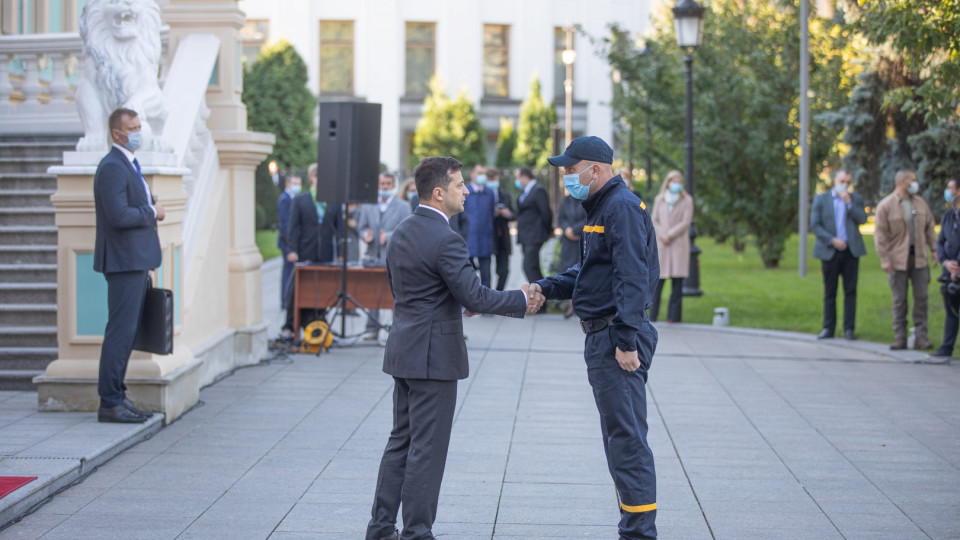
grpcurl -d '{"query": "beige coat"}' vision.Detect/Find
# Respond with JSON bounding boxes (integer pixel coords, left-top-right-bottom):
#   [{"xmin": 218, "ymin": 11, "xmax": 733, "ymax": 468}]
[
  {"xmin": 652, "ymin": 194, "xmax": 693, "ymax": 278},
  {"xmin": 874, "ymin": 191, "xmax": 937, "ymax": 271}
]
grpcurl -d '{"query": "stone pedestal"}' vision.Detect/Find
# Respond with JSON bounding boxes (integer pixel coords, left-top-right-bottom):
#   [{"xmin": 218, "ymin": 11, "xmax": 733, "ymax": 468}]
[{"xmin": 35, "ymin": 162, "xmax": 200, "ymax": 424}]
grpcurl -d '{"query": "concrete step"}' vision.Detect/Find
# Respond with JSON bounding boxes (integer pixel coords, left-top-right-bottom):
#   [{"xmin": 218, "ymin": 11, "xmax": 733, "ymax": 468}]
[
  {"xmin": 0, "ymin": 245, "xmax": 57, "ymax": 265},
  {"xmin": 0, "ymin": 283, "xmax": 57, "ymax": 303},
  {"xmin": 0, "ymin": 264, "xmax": 57, "ymax": 283},
  {"xmin": 0, "ymin": 173, "xmax": 57, "ymax": 191},
  {"xmin": 0, "ymin": 326, "xmax": 58, "ymax": 348},
  {"xmin": 0, "ymin": 157, "xmax": 58, "ymax": 174},
  {"xmin": 0, "ymin": 369, "xmax": 44, "ymax": 391},
  {"xmin": 0, "ymin": 226, "xmax": 57, "ymax": 246},
  {"xmin": 0, "ymin": 190, "xmax": 54, "ymax": 208},
  {"xmin": 0, "ymin": 138, "xmax": 77, "ymax": 159},
  {"xmin": 0, "ymin": 208, "xmax": 55, "ymax": 227},
  {"xmin": 0, "ymin": 304, "xmax": 57, "ymax": 326},
  {"xmin": 0, "ymin": 347, "xmax": 57, "ymax": 370}
]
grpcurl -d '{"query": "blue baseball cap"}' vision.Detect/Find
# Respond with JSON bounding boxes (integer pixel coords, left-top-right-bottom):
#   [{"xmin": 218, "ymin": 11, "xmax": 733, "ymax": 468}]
[{"xmin": 547, "ymin": 136, "xmax": 614, "ymax": 167}]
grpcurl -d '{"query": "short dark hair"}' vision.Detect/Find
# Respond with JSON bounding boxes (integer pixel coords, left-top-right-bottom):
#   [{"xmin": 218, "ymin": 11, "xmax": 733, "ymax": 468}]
[
  {"xmin": 415, "ymin": 157, "xmax": 463, "ymax": 200},
  {"xmin": 485, "ymin": 167, "xmax": 500, "ymax": 180},
  {"xmin": 108, "ymin": 108, "xmax": 138, "ymax": 132},
  {"xmin": 379, "ymin": 171, "xmax": 396, "ymax": 183},
  {"xmin": 517, "ymin": 166, "xmax": 535, "ymax": 180}
]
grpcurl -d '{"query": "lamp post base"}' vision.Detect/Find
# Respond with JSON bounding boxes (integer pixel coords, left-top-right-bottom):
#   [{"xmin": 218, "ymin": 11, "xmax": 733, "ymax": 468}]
[{"xmin": 682, "ymin": 241, "xmax": 703, "ymax": 297}]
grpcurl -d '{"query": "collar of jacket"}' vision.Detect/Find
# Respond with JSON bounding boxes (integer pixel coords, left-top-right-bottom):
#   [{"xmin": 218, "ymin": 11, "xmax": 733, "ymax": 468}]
[{"xmin": 582, "ymin": 175, "xmax": 624, "ymax": 214}]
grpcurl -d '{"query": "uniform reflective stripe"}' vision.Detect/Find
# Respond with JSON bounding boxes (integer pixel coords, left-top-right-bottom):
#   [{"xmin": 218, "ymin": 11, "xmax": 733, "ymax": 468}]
[
  {"xmin": 583, "ymin": 225, "xmax": 605, "ymax": 233},
  {"xmin": 620, "ymin": 502, "xmax": 657, "ymax": 513},
  {"xmin": 640, "ymin": 201, "xmax": 646, "ymax": 210}
]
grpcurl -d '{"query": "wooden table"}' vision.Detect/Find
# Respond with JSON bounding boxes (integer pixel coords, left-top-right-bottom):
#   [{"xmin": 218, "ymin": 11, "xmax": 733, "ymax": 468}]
[{"xmin": 292, "ymin": 264, "xmax": 393, "ymax": 334}]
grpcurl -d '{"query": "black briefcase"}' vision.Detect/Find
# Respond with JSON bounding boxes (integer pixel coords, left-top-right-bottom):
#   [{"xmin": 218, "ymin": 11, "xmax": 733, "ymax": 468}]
[{"xmin": 133, "ymin": 276, "xmax": 174, "ymax": 355}]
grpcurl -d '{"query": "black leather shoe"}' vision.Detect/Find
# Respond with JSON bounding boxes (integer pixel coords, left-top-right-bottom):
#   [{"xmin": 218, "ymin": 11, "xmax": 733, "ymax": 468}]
[
  {"xmin": 98, "ymin": 404, "xmax": 149, "ymax": 423},
  {"xmin": 123, "ymin": 398, "xmax": 151, "ymax": 419},
  {"xmin": 844, "ymin": 329, "xmax": 856, "ymax": 340},
  {"xmin": 373, "ymin": 529, "xmax": 399, "ymax": 540},
  {"xmin": 816, "ymin": 329, "xmax": 834, "ymax": 340}
]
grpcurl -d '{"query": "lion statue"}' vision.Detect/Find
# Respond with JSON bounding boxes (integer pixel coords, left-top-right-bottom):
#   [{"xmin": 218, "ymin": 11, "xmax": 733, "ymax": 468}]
[{"xmin": 75, "ymin": 0, "xmax": 168, "ymax": 153}]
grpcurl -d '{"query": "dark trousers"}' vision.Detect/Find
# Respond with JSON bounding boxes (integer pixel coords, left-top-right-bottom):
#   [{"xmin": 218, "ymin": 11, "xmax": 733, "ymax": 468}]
[
  {"xmin": 584, "ymin": 323, "xmax": 658, "ymax": 540},
  {"xmin": 472, "ymin": 256, "xmax": 491, "ymax": 288},
  {"xmin": 522, "ymin": 242, "xmax": 543, "ymax": 282},
  {"xmin": 650, "ymin": 278, "xmax": 683, "ymax": 322},
  {"xmin": 99, "ymin": 270, "xmax": 149, "ymax": 408},
  {"xmin": 281, "ymin": 255, "xmax": 294, "ymax": 308},
  {"xmin": 821, "ymin": 249, "xmax": 859, "ymax": 333},
  {"xmin": 938, "ymin": 285, "xmax": 960, "ymax": 354},
  {"xmin": 368, "ymin": 377, "xmax": 458, "ymax": 540},
  {"xmin": 494, "ymin": 250, "xmax": 510, "ymax": 291}
]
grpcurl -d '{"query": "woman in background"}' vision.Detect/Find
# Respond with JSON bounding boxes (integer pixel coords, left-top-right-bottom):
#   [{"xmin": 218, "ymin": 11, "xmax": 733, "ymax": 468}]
[{"xmin": 650, "ymin": 170, "xmax": 693, "ymax": 323}]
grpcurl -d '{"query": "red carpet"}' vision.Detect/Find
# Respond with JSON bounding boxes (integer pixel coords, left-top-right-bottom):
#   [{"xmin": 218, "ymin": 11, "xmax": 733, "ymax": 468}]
[{"xmin": 0, "ymin": 477, "xmax": 37, "ymax": 499}]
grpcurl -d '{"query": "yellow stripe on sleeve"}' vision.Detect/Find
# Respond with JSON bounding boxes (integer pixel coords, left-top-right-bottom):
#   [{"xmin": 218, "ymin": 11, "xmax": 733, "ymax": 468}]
[
  {"xmin": 640, "ymin": 201, "xmax": 646, "ymax": 210},
  {"xmin": 620, "ymin": 502, "xmax": 657, "ymax": 513},
  {"xmin": 582, "ymin": 225, "xmax": 605, "ymax": 233}
]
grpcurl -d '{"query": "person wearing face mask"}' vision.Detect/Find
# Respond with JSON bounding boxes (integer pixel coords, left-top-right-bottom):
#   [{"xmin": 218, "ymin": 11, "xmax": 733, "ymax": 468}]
[
  {"xmin": 650, "ymin": 170, "xmax": 694, "ymax": 323},
  {"xmin": 810, "ymin": 169, "xmax": 866, "ymax": 340},
  {"xmin": 358, "ymin": 172, "xmax": 411, "ymax": 340},
  {"xmin": 931, "ymin": 177, "xmax": 960, "ymax": 362},
  {"xmin": 278, "ymin": 173, "xmax": 301, "ymax": 309},
  {"xmin": 92, "ymin": 108, "xmax": 166, "ymax": 423},
  {"xmin": 528, "ymin": 136, "xmax": 660, "ymax": 540},
  {"xmin": 874, "ymin": 169, "xmax": 938, "ymax": 350},
  {"xmin": 515, "ymin": 166, "xmax": 553, "ymax": 308},
  {"xmin": 401, "ymin": 178, "xmax": 419, "ymax": 213},
  {"xmin": 489, "ymin": 167, "xmax": 515, "ymax": 291},
  {"xmin": 463, "ymin": 163, "xmax": 496, "ymax": 287}
]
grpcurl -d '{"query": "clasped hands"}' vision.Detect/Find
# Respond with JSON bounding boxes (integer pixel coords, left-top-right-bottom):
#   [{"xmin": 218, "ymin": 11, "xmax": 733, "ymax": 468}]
[{"xmin": 521, "ymin": 283, "xmax": 546, "ymax": 314}]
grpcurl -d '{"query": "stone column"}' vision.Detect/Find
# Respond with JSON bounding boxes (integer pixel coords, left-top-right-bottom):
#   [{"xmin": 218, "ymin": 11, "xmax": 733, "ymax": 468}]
[{"xmin": 36, "ymin": 161, "xmax": 202, "ymax": 424}]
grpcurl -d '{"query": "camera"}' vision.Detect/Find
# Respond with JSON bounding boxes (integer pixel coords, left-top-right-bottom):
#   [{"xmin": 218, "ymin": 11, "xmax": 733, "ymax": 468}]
[{"xmin": 937, "ymin": 273, "xmax": 960, "ymax": 296}]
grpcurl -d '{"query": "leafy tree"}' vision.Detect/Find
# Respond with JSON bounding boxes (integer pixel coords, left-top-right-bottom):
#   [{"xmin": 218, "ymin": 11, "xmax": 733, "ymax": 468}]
[
  {"xmin": 242, "ymin": 40, "xmax": 317, "ymax": 229},
  {"xmin": 606, "ymin": 0, "xmax": 862, "ymax": 267},
  {"xmin": 495, "ymin": 117, "xmax": 517, "ymax": 168},
  {"xmin": 514, "ymin": 75, "xmax": 557, "ymax": 168},
  {"xmin": 843, "ymin": 0, "xmax": 960, "ymax": 125},
  {"xmin": 412, "ymin": 76, "xmax": 486, "ymax": 166}
]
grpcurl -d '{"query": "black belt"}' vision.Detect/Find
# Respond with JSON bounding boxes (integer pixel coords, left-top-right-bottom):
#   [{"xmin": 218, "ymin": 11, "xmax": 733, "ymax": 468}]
[{"xmin": 580, "ymin": 315, "xmax": 614, "ymax": 334}]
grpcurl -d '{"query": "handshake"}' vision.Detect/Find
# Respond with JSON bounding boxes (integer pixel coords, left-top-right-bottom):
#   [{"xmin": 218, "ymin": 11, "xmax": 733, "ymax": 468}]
[{"xmin": 520, "ymin": 282, "xmax": 546, "ymax": 315}]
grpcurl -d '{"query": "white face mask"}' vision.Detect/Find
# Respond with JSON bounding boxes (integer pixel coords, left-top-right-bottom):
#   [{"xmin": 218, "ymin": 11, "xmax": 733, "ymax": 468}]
[
  {"xmin": 908, "ymin": 181, "xmax": 920, "ymax": 195},
  {"xmin": 288, "ymin": 183, "xmax": 302, "ymax": 195},
  {"xmin": 834, "ymin": 184, "xmax": 848, "ymax": 195}
]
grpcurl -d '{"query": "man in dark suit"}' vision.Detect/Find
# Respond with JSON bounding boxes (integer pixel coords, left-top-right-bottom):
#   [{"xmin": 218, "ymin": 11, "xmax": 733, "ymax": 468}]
[
  {"xmin": 810, "ymin": 168, "xmax": 867, "ymax": 340},
  {"xmin": 489, "ymin": 167, "xmax": 514, "ymax": 291},
  {"xmin": 93, "ymin": 108, "xmax": 164, "ymax": 423},
  {"xmin": 366, "ymin": 156, "xmax": 540, "ymax": 540},
  {"xmin": 516, "ymin": 166, "xmax": 553, "ymax": 296},
  {"xmin": 281, "ymin": 163, "xmax": 343, "ymax": 338},
  {"xmin": 277, "ymin": 173, "xmax": 301, "ymax": 307}
]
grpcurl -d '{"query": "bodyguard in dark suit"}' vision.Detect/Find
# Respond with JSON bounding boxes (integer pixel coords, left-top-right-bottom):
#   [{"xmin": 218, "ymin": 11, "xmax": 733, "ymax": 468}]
[
  {"xmin": 810, "ymin": 169, "xmax": 867, "ymax": 340},
  {"xmin": 366, "ymin": 156, "xmax": 537, "ymax": 540},
  {"xmin": 93, "ymin": 108, "xmax": 163, "ymax": 423},
  {"xmin": 490, "ymin": 167, "xmax": 514, "ymax": 291},
  {"xmin": 277, "ymin": 173, "xmax": 300, "ymax": 307},
  {"xmin": 516, "ymin": 166, "xmax": 553, "ymax": 285}
]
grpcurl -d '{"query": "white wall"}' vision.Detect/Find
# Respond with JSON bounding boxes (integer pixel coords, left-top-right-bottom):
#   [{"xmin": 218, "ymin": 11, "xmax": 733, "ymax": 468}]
[{"xmin": 237, "ymin": 0, "xmax": 651, "ymax": 170}]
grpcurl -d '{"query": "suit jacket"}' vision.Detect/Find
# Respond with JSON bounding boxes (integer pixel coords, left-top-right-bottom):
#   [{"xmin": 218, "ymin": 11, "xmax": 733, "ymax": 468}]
[
  {"xmin": 287, "ymin": 192, "xmax": 342, "ymax": 263},
  {"xmin": 810, "ymin": 191, "xmax": 867, "ymax": 261},
  {"xmin": 383, "ymin": 206, "xmax": 527, "ymax": 380},
  {"xmin": 93, "ymin": 146, "xmax": 162, "ymax": 274},
  {"xmin": 357, "ymin": 197, "xmax": 411, "ymax": 263},
  {"xmin": 493, "ymin": 187, "xmax": 514, "ymax": 255},
  {"xmin": 277, "ymin": 190, "xmax": 293, "ymax": 253},
  {"xmin": 517, "ymin": 183, "xmax": 553, "ymax": 246}
]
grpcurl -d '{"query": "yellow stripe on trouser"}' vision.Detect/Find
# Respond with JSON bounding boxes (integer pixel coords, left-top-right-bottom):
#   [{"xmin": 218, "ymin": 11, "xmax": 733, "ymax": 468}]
[
  {"xmin": 583, "ymin": 225, "xmax": 605, "ymax": 233},
  {"xmin": 620, "ymin": 502, "xmax": 657, "ymax": 513}
]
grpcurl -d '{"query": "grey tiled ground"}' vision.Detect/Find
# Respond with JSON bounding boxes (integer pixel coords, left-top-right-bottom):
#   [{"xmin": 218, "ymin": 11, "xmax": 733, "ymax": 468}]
[{"xmin": 2, "ymin": 317, "xmax": 959, "ymax": 539}]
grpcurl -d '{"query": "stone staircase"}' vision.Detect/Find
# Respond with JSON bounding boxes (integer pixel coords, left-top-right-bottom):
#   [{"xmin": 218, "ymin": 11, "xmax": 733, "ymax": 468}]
[{"xmin": 0, "ymin": 135, "xmax": 76, "ymax": 390}]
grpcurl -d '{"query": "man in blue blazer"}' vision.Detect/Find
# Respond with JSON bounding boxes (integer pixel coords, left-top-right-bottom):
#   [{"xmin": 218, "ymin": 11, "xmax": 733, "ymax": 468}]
[
  {"xmin": 366, "ymin": 157, "xmax": 541, "ymax": 540},
  {"xmin": 93, "ymin": 108, "xmax": 164, "ymax": 423},
  {"xmin": 810, "ymin": 169, "xmax": 867, "ymax": 340}
]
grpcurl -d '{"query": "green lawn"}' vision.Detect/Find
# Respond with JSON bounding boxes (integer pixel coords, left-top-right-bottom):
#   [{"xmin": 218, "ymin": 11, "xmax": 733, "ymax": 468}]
[
  {"xmin": 256, "ymin": 229, "xmax": 281, "ymax": 261},
  {"xmin": 683, "ymin": 234, "xmax": 947, "ymax": 349}
]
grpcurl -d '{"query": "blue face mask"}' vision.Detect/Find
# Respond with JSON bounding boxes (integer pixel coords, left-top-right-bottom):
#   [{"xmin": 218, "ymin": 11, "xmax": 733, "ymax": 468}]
[
  {"xmin": 563, "ymin": 166, "xmax": 595, "ymax": 200},
  {"xmin": 668, "ymin": 182, "xmax": 683, "ymax": 194},
  {"xmin": 514, "ymin": 180, "xmax": 523, "ymax": 190},
  {"xmin": 488, "ymin": 180, "xmax": 500, "ymax": 190},
  {"xmin": 122, "ymin": 131, "xmax": 143, "ymax": 152},
  {"xmin": 946, "ymin": 189, "xmax": 955, "ymax": 204},
  {"xmin": 288, "ymin": 183, "xmax": 302, "ymax": 195},
  {"xmin": 475, "ymin": 174, "xmax": 487, "ymax": 185},
  {"xmin": 407, "ymin": 191, "xmax": 417, "ymax": 202},
  {"xmin": 378, "ymin": 189, "xmax": 393, "ymax": 199}
]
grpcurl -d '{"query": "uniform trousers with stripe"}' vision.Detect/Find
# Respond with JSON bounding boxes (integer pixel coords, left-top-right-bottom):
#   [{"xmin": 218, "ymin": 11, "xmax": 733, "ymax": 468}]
[{"xmin": 584, "ymin": 321, "xmax": 659, "ymax": 540}]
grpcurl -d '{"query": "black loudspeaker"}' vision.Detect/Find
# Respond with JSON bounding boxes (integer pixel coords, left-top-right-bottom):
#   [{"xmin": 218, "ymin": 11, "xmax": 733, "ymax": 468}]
[{"xmin": 316, "ymin": 101, "xmax": 382, "ymax": 204}]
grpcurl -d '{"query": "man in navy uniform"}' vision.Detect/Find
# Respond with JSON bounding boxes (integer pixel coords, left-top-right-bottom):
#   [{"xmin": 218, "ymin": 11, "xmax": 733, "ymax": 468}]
[
  {"xmin": 92, "ymin": 108, "xmax": 164, "ymax": 423},
  {"xmin": 530, "ymin": 136, "xmax": 660, "ymax": 540},
  {"xmin": 366, "ymin": 156, "xmax": 539, "ymax": 540}
]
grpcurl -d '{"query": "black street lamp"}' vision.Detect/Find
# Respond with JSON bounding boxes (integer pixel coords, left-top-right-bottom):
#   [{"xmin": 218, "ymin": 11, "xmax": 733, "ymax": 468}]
[{"xmin": 673, "ymin": 0, "xmax": 704, "ymax": 297}]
